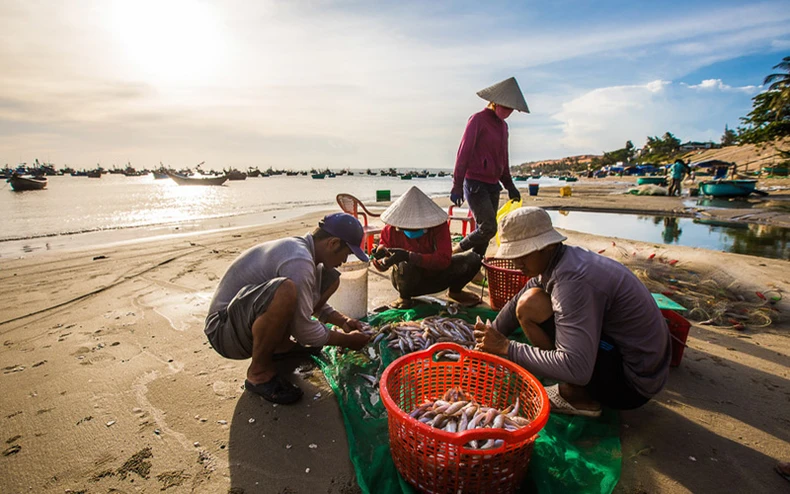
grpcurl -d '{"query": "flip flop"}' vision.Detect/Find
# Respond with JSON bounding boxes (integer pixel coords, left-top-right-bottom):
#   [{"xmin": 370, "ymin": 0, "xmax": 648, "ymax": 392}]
[
  {"xmin": 244, "ymin": 375, "xmax": 303, "ymax": 405},
  {"xmin": 272, "ymin": 345, "xmax": 323, "ymax": 361},
  {"xmin": 447, "ymin": 291, "xmax": 482, "ymax": 307},
  {"xmin": 776, "ymin": 463, "xmax": 790, "ymax": 482},
  {"xmin": 545, "ymin": 384, "xmax": 602, "ymax": 418}
]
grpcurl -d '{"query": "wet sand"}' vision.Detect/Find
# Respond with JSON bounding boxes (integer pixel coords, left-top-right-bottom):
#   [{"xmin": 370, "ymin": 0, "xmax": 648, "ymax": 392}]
[{"xmin": 1, "ymin": 178, "xmax": 789, "ymax": 493}]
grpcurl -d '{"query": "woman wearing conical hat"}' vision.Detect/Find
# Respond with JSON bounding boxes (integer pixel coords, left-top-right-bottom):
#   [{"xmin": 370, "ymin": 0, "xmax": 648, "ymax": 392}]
[
  {"xmin": 372, "ymin": 187, "xmax": 482, "ymax": 309},
  {"xmin": 451, "ymin": 77, "xmax": 529, "ymax": 256}
]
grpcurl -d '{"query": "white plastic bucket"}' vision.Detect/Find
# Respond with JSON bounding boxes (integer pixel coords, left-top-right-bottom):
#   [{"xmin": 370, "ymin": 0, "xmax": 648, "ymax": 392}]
[{"xmin": 328, "ymin": 261, "xmax": 369, "ymax": 320}]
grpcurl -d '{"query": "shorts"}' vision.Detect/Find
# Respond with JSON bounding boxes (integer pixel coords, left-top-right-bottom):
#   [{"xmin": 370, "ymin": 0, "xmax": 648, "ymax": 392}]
[
  {"xmin": 540, "ymin": 317, "xmax": 650, "ymax": 410},
  {"xmin": 204, "ymin": 267, "xmax": 340, "ymax": 360}
]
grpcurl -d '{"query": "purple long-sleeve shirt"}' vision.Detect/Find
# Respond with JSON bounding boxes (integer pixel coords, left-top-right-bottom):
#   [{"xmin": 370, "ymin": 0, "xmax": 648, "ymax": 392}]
[
  {"xmin": 492, "ymin": 244, "xmax": 671, "ymax": 398},
  {"xmin": 452, "ymin": 108, "xmax": 516, "ymax": 195}
]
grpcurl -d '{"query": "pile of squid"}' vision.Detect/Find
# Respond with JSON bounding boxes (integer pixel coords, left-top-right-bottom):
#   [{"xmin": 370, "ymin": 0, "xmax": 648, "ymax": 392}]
[
  {"xmin": 408, "ymin": 386, "xmax": 531, "ymax": 450},
  {"xmin": 363, "ymin": 316, "xmax": 479, "ymax": 356}
]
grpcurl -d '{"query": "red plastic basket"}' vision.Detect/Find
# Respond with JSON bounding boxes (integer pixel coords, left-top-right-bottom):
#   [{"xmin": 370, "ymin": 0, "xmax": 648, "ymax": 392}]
[
  {"xmin": 380, "ymin": 343, "xmax": 550, "ymax": 494},
  {"xmin": 482, "ymin": 258, "xmax": 531, "ymax": 310}
]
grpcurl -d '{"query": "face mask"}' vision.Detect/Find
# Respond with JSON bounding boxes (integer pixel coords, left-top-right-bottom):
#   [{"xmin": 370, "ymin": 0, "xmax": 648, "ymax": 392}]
[
  {"xmin": 494, "ymin": 105, "xmax": 514, "ymax": 120},
  {"xmin": 403, "ymin": 228, "xmax": 427, "ymax": 239}
]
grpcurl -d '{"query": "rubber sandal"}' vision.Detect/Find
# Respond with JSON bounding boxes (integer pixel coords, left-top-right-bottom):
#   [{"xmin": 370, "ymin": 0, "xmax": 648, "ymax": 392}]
[
  {"xmin": 272, "ymin": 345, "xmax": 323, "ymax": 361},
  {"xmin": 776, "ymin": 462, "xmax": 790, "ymax": 482},
  {"xmin": 244, "ymin": 375, "xmax": 303, "ymax": 404},
  {"xmin": 447, "ymin": 291, "xmax": 482, "ymax": 307},
  {"xmin": 545, "ymin": 384, "xmax": 602, "ymax": 418}
]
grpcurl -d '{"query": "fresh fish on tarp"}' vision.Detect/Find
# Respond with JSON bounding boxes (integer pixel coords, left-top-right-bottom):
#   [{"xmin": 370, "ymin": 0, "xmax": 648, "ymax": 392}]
[{"xmin": 363, "ymin": 316, "xmax": 477, "ymax": 357}]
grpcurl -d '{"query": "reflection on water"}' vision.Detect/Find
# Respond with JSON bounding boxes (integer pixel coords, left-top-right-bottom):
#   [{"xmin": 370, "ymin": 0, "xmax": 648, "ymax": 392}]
[{"xmin": 547, "ymin": 210, "xmax": 789, "ymax": 260}]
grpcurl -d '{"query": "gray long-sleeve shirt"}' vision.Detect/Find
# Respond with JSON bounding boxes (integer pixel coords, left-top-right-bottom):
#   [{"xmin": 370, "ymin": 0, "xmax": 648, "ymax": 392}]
[
  {"xmin": 207, "ymin": 234, "xmax": 336, "ymax": 346},
  {"xmin": 493, "ymin": 245, "xmax": 671, "ymax": 398}
]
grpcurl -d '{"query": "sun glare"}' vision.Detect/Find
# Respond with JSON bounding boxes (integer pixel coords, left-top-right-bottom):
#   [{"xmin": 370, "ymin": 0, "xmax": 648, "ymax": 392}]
[{"xmin": 108, "ymin": 0, "xmax": 227, "ymax": 87}]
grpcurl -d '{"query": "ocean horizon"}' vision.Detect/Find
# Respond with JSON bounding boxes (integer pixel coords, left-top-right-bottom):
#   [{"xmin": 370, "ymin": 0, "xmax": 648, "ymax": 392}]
[{"xmin": 1, "ymin": 173, "xmax": 568, "ymax": 259}]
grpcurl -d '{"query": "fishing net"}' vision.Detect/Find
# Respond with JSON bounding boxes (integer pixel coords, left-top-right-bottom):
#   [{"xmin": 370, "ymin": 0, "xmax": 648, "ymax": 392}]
[
  {"xmin": 628, "ymin": 257, "xmax": 782, "ymax": 330},
  {"xmin": 315, "ymin": 305, "xmax": 621, "ymax": 494}
]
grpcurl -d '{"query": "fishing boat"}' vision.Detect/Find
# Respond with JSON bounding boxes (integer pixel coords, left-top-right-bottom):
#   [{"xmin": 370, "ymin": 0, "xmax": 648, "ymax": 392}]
[
  {"xmin": 636, "ymin": 176, "xmax": 667, "ymax": 186},
  {"xmin": 152, "ymin": 169, "xmax": 168, "ymax": 179},
  {"xmin": 400, "ymin": 174, "xmax": 413, "ymax": 180},
  {"xmin": 514, "ymin": 176, "xmax": 528, "ymax": 181},
  {"xmin": 8, "ymin": 173, "xmax": 47, "ymax": 191},
  {"xmin": 226, "ymin": 170, "xmax": 247, "ymax": 181},
  {"xmin": 167, "ymin": 171, "xmax": 228, "ymax": 186},
  {"xmin": 311, "ymin": 173, "xmax": 325, "ymax": 179},
  {"xmin": 698, "ymin": 179, "xmax": 758, "ymax": 198},
  {"xmin": 564, "ymin": 176, "xmax": 578, "ymax": 182}
]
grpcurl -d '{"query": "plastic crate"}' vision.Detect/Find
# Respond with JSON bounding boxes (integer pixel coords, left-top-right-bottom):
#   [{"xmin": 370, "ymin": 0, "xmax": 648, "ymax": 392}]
[
  {"xmin": 482, "ymin": 258, "xmax": 531, "ymax": 310},
  {"xmin": 380, "ymin": 343, "xmax": 550, "ymax": 494},
  {"xmin": 662, "ymin": 309, "xmax": 690, "ymax": 367}
]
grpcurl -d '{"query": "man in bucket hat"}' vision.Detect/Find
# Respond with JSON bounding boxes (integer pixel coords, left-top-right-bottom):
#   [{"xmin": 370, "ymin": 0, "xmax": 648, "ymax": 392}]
[
  {"xmin": 451, "ymin": 77, "xmax": 528, "ymax": 257},
  {"xmin": 204, "ymin": 212, "xmax": 371, "ymax": 404},
  {"xmin": 372, "ymin": 186, "xmax": 482, "ymax": 309},
  {"xmin": 473, "ymin": 207, "xmax": 671, "ymax": 416}
]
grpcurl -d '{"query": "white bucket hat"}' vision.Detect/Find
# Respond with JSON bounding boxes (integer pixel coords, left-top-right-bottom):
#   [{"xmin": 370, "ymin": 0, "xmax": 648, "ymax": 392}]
[
  {"xmin": 495, "ymin": 207, "xmax": 566, "ymax": 259},
  {"xmin": 380, "ymin": 186, "xmax": 448, "ymax": 229},
  {"xmin": 477, "ymin": 77, "xmax": 530, "ymax": 113}
]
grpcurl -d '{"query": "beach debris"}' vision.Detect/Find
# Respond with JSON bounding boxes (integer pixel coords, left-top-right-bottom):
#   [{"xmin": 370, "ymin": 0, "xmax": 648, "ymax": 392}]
[
  {"xmin": 286, "ymin": 444, "xmax": 292, "ymax": 449},
  {"xmin": 309, "ymin": 443, "xmax": 318, "ymax": 449},
  {"xmin": 154, "ymin": 429, "xmax": 161, "ymax": 435},
  {"xmin": 248, "ymin": 418, "xmax": 255, "ymax": 424},
  {"xmin": 217, "ymin": 420, "xmax": 227, "ymax": 425},
  {"xmin": 106, "ymin": 420, "xmax": 116, "ymax": 427},
  {"xmin": 689, "ymin": 456, "xmax": 697, "ymax": 462},
  {"xmin": 313, "ymin": 392, "xmax": 321, "ymax": 400},
  {"xmin": 305, "ymin": 468, "xmax": 310, "ymax": 473},
  {"xmin": 406, "ymin": 386, "xmax": 530, "ymax": 450},
  {"xmin": 193, "ymin": 442, "xmax": 200, "ymax": 447},
  {"xmin": 133, "ymin": 408, "xmax": 143, "ymax": 413}
]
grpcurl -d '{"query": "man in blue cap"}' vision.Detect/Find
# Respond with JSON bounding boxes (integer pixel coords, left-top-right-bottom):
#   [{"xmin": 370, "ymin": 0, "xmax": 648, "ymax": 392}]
[{"xmin": 204, "ymin": 213, "xmax": 371, "ymax": 404}]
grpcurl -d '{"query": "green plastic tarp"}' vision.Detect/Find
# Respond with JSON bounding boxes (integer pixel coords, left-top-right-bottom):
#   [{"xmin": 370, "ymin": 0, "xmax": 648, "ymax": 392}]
[{"xmin": 315, "ymin": 305, "xmax": 621, "ymax": 493}]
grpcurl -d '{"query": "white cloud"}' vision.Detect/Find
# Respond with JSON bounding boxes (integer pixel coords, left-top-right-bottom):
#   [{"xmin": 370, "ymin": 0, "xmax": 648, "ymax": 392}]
[
  {"xmin": 684, "ymin": 79, "xmax": 760, "ymax": 94},
  {"xmin": 552, "ymin": 80, "xmax": 755, "ymax": 154}
]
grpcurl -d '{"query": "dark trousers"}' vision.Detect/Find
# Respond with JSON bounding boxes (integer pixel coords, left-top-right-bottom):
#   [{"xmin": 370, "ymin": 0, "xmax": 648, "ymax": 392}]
[
  {"xmin": 391, "ymin": 251, "xmax": 482, "ymax": 298},
  {"xmin": 459, "ymin": 179, "xmax": 501, "ymax": 256},
  {"xmin": 668, "ymin": 178, "xmax": 682, "ymax": 196},
  {"xmin": 540, "ymin": 317, "xmax": 650, "ymax": 410}
]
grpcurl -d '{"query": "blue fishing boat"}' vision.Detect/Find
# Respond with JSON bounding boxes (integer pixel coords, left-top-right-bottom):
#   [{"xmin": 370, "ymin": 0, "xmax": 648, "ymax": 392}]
[
  {"xmin": 698, "ymin": 179, "xmax": 757, "ymax": 198},
  {"xmin": 311, "ymin": 173, "xmax": 325, "ymax": 179}
]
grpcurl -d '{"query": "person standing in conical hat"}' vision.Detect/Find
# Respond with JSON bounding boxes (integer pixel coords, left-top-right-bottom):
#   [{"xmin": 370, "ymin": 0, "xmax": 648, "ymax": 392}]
[
  {"xmin": 371, "ymin": 186, "xmax": 482, "ymax": 309},
  {"xmin": 450, "ymin": 77, "xmax": 529, "ymax": 256}
]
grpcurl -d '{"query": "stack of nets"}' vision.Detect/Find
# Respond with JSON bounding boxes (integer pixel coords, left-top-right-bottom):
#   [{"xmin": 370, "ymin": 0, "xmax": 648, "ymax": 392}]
[{"xmin": 628, "ymin": 257, "xmax": 781, "ymax": 330}]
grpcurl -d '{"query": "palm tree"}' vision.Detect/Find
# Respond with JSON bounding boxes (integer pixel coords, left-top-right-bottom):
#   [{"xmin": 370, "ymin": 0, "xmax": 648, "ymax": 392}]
[{"xmin": 764, "ymin": 56, "xmax": 790, "ymax": 120}]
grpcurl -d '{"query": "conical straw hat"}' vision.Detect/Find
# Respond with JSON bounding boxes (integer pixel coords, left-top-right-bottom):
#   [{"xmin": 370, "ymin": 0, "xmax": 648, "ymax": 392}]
[
  {"xmin": 381, "ymin": 186, "xmax": 448, "ymax": 229},
  {"xmin": 476, "ymin": 77, "xmax": 530, "ymax": 113}
]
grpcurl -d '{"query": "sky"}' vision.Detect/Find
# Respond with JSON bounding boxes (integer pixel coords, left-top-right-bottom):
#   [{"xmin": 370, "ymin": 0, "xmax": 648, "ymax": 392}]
[{"xmin": 1, "ymin": 0, "xmax": 789, "ymax": 171}]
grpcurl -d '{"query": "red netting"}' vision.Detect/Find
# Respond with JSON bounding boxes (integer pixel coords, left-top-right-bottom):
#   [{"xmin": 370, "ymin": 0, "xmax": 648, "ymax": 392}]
[
  {"xmin": 380, "ymin": 343, "xmax": 550, "ymax": 494},
  {"xmin": 483, "ymin": 258, "xmax": 531, "ymax": 310}
]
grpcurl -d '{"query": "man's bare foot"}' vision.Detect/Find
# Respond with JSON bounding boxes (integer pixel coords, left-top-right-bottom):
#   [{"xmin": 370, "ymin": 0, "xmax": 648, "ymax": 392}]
[
  {"xmin": 391, "ymin": 297, "xmax": 415, "ymax": 309},
  {"xmin": 448, "ymin": 290, "xmax": 481, "ymax": 307},
  {"xmin": 246, "ymin": 367, "xmax": 277, "ymax": 386},
  {"xmin": 558, "ymin": 382, "xmax": 601, "ymax": 412}
]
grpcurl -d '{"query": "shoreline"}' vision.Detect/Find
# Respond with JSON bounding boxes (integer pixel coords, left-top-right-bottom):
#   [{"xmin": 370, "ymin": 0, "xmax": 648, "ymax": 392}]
[{"xmin": 5, "ymin": 177, "xmax": 790, "ymax": 260}]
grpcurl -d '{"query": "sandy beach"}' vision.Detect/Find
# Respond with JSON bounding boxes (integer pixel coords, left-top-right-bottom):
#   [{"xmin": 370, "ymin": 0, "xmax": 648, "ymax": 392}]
[{"xmin": 1, "ymin": 178, "xmax": 789, "ymax": 493}]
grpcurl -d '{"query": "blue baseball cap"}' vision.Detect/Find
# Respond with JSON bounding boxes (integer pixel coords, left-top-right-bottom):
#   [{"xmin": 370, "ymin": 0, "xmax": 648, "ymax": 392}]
[{"xmin": 319, "ymin": 212, "xmax": 369, "ymax": 262}]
